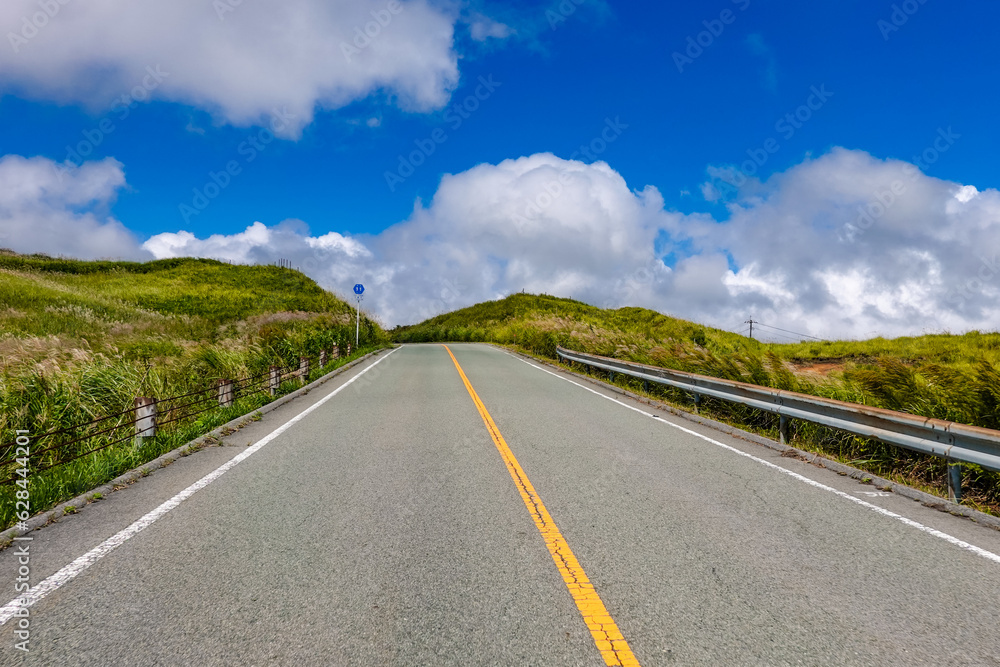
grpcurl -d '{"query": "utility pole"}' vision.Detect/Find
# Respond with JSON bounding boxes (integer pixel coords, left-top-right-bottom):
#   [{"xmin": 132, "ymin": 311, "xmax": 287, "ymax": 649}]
[{"xmin": 745, "ymin": 318, "xmax": 756, "ymax": 340}]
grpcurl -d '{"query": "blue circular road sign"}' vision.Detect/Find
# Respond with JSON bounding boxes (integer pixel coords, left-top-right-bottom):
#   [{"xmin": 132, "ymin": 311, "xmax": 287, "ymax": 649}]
[{"xmin": 354, "ymin": 284, "xmax": 365, "ymax": 295}]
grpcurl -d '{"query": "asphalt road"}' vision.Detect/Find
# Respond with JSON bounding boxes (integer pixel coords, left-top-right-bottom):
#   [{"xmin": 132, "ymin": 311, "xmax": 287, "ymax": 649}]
[{"xmin": 2, "ymin": 343, "xmax": 1000, "ymax": 666}]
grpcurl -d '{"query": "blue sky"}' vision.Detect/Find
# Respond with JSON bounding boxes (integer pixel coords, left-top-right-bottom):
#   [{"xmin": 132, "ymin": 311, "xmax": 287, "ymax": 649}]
[{"xmin": 1, "ymin": 1, "xmax": 998, "ymax": 338}]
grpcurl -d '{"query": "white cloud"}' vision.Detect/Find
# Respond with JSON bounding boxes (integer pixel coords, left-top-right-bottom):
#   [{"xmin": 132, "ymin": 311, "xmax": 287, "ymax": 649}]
[
  {"xmin": 468, "ymin": 14, "xmax": 513, "ymax": 41},
  {"xmin": 8, "ymin": 149, "xmax": 1000, "ymax": 340},
  {"xmin": 0, "ymin": 155, "xmax": 148, "ymax": 260},
  {"xmin": 145, "ymin": 219, "xmax": 370, "ymax": 266},
  {"xmin": 143, "ymin": 154, "xmax": 681, "ymax": 325},
  {"xmin": 141, "ymin": 150, "xmax": 1000, "ymax": 338},
  {"xmin": 0, "ymin": 0, "xmax": 461, "ymax": 136},
  {"xmin": 684, "ymin": 148, "xmax": 1000, "ymax": 339},
  {"xmin": 362, "ymin": 154, "xmax": 677, "ymax": 323},
  {"xmin": 955, "ymin": 184, "xmax": 978, "ymax": 204}
]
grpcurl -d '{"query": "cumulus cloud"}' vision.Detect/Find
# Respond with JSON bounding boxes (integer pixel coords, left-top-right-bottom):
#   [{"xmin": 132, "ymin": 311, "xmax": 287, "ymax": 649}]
[
  {"xmin": 363, "ymin": 155, "xmax": 679, "ymax": 323},
  {"xmin": 143, "ymin": 154, "xmax": 680, "ymax": 325},
  {"xmin": 140, "ymin": 150, "xmax": 1000, "ymax": 339},
  {"xmin": 7, "ymin": 149, "xmax": 1000, "ymax": 340},
  {"xmin": 682, "ymin": 148, "xmax": 1000, "ymax": 339},
  {"xmin": 0, "ymin": 0, "xmax": 461, "ymax": 136},
  {"xmin": 0, "ymin": 155, "xmax": 149, "ymax": 260},
  {"xmin": 146, "ymin": 219, "xmax": 370, "ymax": 267}
]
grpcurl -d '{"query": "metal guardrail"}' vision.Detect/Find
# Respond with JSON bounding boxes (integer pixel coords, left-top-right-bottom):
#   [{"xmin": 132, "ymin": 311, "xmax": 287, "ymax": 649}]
[{"xmin": 557, "ymin": 347, "xmax": 1000, "ymax": 499}]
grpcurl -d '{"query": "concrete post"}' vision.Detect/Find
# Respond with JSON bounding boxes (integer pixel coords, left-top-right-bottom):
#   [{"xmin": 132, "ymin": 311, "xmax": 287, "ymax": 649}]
[
  {"xmin": 269, "ymin": 366, "xmax": 280, "ymax": 396},
  {"xmin": 332, "ymin": 345, "xmax": 340, "ymax": 359},
  {"xmin": 299, "ymin": 357, "xmax": 310, "ymax": 385},
  {"xmin": 346, "ymin": 343, "xmax": 351, "ymax": 356},
  {"xmin": 319, "ymin": 350, "xmax": 327, "ymax": 369},
  {"xmin": 134, "ymin": 397, "xmax": 157, "ymax": 444},
  {"xmin": 217, "ymin": 379, "xmax": 234, "ymax": 407}
]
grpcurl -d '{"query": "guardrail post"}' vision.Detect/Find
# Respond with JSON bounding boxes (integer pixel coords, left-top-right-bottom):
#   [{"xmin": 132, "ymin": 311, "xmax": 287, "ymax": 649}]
[
  {"xmin": 134, "ymin": 397, "xmax": 157, "ymax": 444},
  {"xmin": 643, "ymin": 379, "xmax": 649, "ymax": 393},
  {"xmin": 269, "ymin": 366, "xmax": 280, "ymax": 396},
  {"xmin": 692, "ymin": 393, "xmax": 702, "ymax": 415},
  {"xmin": 217, "ymin": 379, "xmax": 234, "ymax": 407},
  {"xmin": 319, "ymin": 350, "xmax": 327, "ymax": 369},
  {"xmin": 299, "ymin": 357, "xmax": 310, "ymax": 385},
  {"xmin": 779, "ymin": 416, "xmax": 790, "ymax": 444},
  {"xmin": 609, "ymin": 371, "xmax": 615, "ymax": 383},
  {"xmin": 947, "ymin": 462, "xmax": 962, "ymax": 501}
]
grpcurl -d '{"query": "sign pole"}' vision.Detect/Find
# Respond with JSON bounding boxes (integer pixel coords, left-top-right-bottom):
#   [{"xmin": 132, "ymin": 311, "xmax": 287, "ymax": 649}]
[{"xmin": 353, "ymin": 284, "xmax": 365, "ymax": 348}]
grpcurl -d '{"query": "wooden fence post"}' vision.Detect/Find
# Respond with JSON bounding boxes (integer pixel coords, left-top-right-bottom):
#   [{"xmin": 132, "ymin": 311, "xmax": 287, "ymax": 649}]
[
  {"xmin": 135, "ymin": 397, "xmax": 157, "ymax": 444},
  {"xmin": 319, "ymin": 350, "xmax": 327, "ymax": 369},
  {"xmin": 332, "ymin": 345, "xmax": 340, "ymax": 359}
]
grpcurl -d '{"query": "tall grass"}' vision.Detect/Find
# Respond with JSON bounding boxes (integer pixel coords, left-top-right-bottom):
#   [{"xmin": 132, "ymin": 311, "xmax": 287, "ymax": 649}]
[{"xmin": 0, "ymin": 346, "xmax": 380, "ymax": 531}]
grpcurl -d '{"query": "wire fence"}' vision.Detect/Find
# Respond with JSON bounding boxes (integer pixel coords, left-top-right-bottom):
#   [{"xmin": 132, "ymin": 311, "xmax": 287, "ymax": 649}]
[{"xmin": 0, "ymin": 343, "xmax": 358, "ymax": 487}]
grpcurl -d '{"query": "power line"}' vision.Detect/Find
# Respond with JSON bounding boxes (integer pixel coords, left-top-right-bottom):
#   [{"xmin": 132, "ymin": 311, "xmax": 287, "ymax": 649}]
[
  {"xmin": 749, "ymin": 326, "xmax": 804, "ymax": 343},
  {"xmin": 755, "ymin": 322, "xmax": 823, "ymax": 341},
  {"xmin": 758, "ymin": 330, "xmax": 803, "ymax": 343}
]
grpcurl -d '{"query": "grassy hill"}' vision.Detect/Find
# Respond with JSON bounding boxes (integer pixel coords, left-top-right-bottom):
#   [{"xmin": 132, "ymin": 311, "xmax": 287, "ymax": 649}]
[
  {"xmin": 395, "ymin": 293, "xmax": 756, "ymax": 359},
  {"xmin": 395, "ymin": 291, "xmax": 1000, "ymax": 366},
  {"xmin": 0, "ymin": 251, "xmax": 372, "ymax": 364},
  {"xmin": 395, "ymin": 293, "xmax": 1000, "ymax": 514},
  {"xmin": 0, "ymin": 251, "xmax": 389, "ymax": 531}
]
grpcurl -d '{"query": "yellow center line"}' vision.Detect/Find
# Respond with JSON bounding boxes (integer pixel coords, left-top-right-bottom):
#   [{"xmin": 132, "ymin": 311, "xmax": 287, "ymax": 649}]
[{"xmin": 442, "ymin": 345, "xmax": 641, "ymax": 667}]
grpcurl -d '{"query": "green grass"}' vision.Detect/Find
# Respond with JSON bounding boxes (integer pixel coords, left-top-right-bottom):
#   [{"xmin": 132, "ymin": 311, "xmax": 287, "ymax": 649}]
[
  {"xmin": 0, "ymin": 346, "xmax": 379, "ymax": 531},
  {"xmin": 394, "ymin": 293, "xmax": 1000, "ymax": 515},
  {"xmin": 0, "ymin": 250, "xmax": 390, "ymax": 530}
]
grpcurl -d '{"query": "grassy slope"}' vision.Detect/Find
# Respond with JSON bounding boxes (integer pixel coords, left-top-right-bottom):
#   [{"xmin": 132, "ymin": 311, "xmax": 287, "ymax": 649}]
[
  {"xmin": 394, "ymin": 293, "xmax": 1000, "ymax": 514},
  {"xmin": 0, "ymin": 253, "xmax": 360, "ymax": 359},
  {"xmin": 395, "ymin": 292, "xmax": 1000, "ymax": 367},
  {"xmin": 0, "ymin": 251, "xmax": 389, "ymax": 530},
  {"xmin": 394, "ymin": 293, "xmax": 757, "ymax": 361},
  {"xmin": 0, "ymin": 251, "xmax": 388, "ymax": 427}
]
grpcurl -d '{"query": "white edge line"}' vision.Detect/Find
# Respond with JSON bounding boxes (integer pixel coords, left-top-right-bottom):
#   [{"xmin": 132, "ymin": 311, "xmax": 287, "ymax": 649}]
[
  {"xmin": 506, "ymin": 351, "xmax": 1000, "ymax": 566},
  {"xmin": 0, "ymin": 348, "xmax": 400, "ymax": 626}
]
